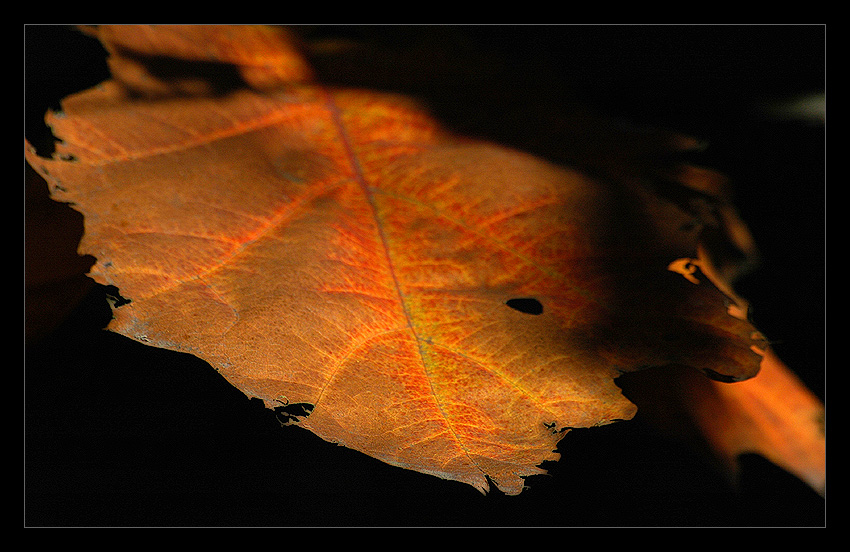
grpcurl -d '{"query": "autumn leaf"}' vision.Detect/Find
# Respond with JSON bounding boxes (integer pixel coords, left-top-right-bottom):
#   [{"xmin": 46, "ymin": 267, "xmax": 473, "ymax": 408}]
[
  {"xmin": 25, "ymin": 25, "xmax": 775, "ymax": 496},
  {"xmin": 619, "ymin": 345, "xmax": 825, "ymax": 499},
  {"xmin": 686, "ymin": 347, "xmax": 825, "ymax": 497}
]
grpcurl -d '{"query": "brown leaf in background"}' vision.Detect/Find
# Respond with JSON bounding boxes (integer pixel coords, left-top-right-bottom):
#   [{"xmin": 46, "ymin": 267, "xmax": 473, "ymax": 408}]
[
  {"xmin": 25, "ymin": 163, "xmax": 94, "ymax": 344},
  {"xmin": 691, "ymin": 347, "xmax": 825, "ymax": 496}
]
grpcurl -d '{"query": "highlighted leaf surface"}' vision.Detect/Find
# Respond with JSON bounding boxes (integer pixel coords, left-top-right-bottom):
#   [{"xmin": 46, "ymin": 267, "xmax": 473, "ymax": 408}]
[{"xmin": 25, "ymin": 25, "xmax": 767, "ymax": 494}]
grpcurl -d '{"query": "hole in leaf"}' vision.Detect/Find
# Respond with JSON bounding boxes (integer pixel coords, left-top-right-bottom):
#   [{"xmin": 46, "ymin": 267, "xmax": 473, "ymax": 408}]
[
  {"xmin": 506, "ymin": 297, "xmax": 543, "ymax": 315},
  {"xmin": 274, "ymin": 402, "xmax": 314, "ymax": 425},
  {"xmin": 104, "ymin": 285, "xmax": 132, "ymax": 308}
]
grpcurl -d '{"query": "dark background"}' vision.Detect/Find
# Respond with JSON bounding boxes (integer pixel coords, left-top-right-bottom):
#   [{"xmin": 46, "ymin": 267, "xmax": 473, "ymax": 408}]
[{"xmin": 25, "ymin": 25, "xmax": 825, "ymax": 527}]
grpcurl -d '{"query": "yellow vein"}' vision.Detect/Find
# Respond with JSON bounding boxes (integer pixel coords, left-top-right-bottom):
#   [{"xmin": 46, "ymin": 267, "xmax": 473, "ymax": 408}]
[{"xmin": 321, "ymin": 89, "xmax": 481, "ymax": 473}]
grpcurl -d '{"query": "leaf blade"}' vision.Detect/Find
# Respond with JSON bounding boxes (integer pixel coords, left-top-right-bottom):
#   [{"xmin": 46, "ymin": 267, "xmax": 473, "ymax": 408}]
[{"xmin": 25, "ymin": 25, "xmax": 769, "ymax": 495}]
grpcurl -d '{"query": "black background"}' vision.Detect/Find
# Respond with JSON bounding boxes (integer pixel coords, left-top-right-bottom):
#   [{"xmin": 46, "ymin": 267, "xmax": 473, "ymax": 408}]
[{"xmin": 25, "ymin": 24, "xmax": 825, "ymax": 527}]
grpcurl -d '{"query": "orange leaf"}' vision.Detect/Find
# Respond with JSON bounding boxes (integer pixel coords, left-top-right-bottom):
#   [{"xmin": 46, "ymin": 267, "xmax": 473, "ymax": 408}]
[
  {"xmin": 25, "ymin": 25, "xmax": 768, "ymax": 495},
  {"xmin": 689, "ymin": 348, "xmax": 825, "ymax": 496},
  {"xmin": 79, "ymin": 24, "xmax": 314, "ymax": 95}
]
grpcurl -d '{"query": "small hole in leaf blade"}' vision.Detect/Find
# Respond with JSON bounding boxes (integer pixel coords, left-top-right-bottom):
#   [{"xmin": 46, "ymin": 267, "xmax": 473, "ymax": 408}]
[
  {"xmin": 274, "ymin": 402, "xmax": 314, "ymax": 425},
  {"xmin": 506, "ymin": 297, "xmax": 543, "ymax": 315}
]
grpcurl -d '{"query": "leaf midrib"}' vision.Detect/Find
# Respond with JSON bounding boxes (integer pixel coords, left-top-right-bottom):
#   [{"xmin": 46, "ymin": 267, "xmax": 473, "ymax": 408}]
[{"xmin": 320, "ymin": 88, "xmax": 483, "ymax": 472}]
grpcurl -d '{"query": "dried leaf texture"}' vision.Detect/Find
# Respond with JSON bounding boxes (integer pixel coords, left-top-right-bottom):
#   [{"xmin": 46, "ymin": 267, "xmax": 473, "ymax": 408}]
[{"xmin": 25, "ymin": 25, "xmax": 768, "ymax": 495}]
